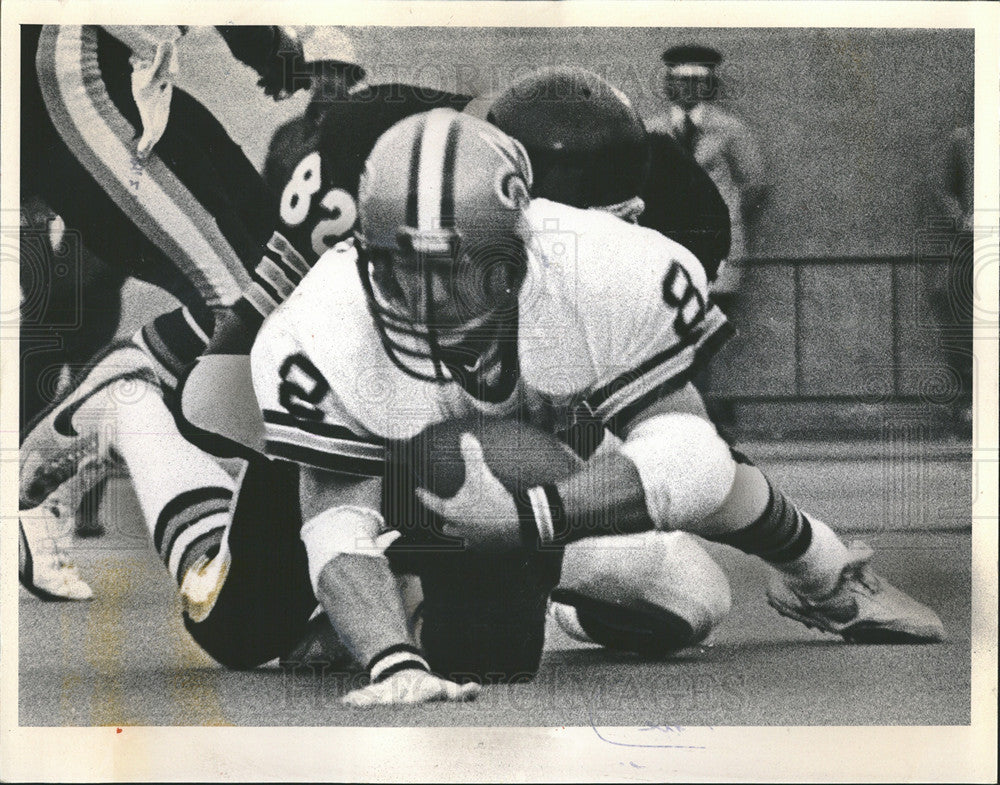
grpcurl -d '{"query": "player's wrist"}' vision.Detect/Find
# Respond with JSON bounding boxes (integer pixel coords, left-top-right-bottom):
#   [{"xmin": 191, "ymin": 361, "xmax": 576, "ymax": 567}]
[
  {"xmin": 518, "ymin": 483, "xmax": 569, "ymax": 548},
  {"xmin": 367, "ymin": 643, "xmax": 430, "ymax": 684}
]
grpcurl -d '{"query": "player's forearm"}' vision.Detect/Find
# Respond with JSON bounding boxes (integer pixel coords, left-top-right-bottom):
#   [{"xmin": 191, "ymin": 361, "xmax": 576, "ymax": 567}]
[
  {"xmin": 314, "ymin": 553, "xmax": 428, "ymax": 678},
  {"xmin": 529, "ymin": 408, "xmax": 733, "ymax": 548},
  {"xmin": 298, "ymin": 470, "xmax": 429, "ymax": 680},
  {"xmin": 538, "ymin": 450, "xmax": 655, "ymax": 545}
]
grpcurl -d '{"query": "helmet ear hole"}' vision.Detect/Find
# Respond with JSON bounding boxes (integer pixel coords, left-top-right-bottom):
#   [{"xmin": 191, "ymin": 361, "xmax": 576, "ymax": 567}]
[{"xmin": 455, "ymin": 238, "xmax": 527, "ymax": 318}]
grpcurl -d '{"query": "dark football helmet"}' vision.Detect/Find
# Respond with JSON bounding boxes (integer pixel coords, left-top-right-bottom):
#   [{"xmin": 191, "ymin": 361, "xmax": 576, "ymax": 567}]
[
  {"xmin": 356, "ymin": 108, "xmax": 533, "ymax": 383},
  {"xmin": 486, "ymin": 66, "xmax": 650, "ymax": 221}
]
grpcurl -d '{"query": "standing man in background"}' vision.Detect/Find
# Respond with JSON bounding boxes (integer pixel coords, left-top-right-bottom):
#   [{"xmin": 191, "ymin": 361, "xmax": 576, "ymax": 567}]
[
  {"xmin": 646, "ymin": 44, "xmax": 767, "ymax": 432},
  {"xmin": 646, "ymin": 44, "xmax": 766, "ymax": 303}
]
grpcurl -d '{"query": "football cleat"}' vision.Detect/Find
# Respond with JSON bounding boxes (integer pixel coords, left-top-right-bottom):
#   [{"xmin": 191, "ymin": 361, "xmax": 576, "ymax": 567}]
[
  {"xmin": 766, "ymin": 542, "xmax": 946, "ymax": 643},
  {"xmin": 20, "ymin": 341, "xmax": 158, "ymax": 510},
  {"xmin": 19, "ymin": 508, "xmax": 93, "ymax": 601},
  {"xmin": 549, "ymin": 588, "xmax": 714, "ymax": 656}
]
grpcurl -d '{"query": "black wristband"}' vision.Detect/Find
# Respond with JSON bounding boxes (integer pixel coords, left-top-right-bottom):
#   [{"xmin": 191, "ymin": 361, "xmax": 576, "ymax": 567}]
[{"xmin": 515, "ymin": 492, "xmax": 540, "ymax": 549}]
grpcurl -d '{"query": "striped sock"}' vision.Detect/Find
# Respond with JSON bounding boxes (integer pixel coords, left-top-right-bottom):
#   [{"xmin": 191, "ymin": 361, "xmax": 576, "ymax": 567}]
[
  {"xmin": 153, "ymin": 487, "xmax": 232, "ymax": 585},
  {"xmin": 711, "ymin": 481, "xmax": 813, "ymax": 563},
  {"xmin": 111, "ymin": 382, "xmax": 236, "ymax": 586}
]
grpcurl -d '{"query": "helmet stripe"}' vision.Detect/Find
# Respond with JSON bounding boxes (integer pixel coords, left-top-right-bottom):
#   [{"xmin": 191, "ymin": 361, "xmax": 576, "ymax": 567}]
[
  {"xmin": 405, "ymin": 114, "xmax": 425, "ymax": 228},
  {"xmin": 439, "ymin": 117, "xmax": 462, "ymax": 229},
  {"xmin": 416, "ymin": 108, "xmax": 455, "ymax": 230}
]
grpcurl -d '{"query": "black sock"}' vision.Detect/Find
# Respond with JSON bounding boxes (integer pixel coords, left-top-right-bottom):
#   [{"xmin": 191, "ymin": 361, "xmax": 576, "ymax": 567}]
[{"xmin": 710, "ymin": 480, "xmax": 813, "ymax": 563}]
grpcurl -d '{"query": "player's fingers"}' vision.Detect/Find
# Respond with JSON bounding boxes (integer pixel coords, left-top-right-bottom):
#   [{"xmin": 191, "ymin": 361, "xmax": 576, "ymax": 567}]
[
  {"xmin": 341, "ymin": 686, "xmax": 377, "ymax": 707},
  {"xmin": 150, "ymin": 42, "xmax": 174, "ymax": 81},
  {"xmin": 415, "ymin": 488, "xmax": 446, "ymax": 517},
  {"xmin": 441, "ymin": 680, "xmax": 481, "ymax": 702},
  {"xmin": 458, "ymin": 433, "xmax": 487, "ymax": 477},
  {"xmin": 460, "ymin": 433, "xmax": 507, "ymax": 497}
]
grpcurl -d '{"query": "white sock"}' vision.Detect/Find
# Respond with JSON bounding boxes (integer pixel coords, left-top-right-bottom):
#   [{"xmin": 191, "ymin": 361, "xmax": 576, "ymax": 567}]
[
  {"xmin": 104, "ymin": 380, "xmax": 235, "ymax": 584},
  {"xmin": 778, "ymin": 516, "xmax": 852, "ymax": 597}
]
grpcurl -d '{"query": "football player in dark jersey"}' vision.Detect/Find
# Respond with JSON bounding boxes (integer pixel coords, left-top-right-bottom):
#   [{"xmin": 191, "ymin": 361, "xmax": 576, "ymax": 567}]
[{"xmin": 17, "ymin": 48, "xmax": 725, "ymax": 638}]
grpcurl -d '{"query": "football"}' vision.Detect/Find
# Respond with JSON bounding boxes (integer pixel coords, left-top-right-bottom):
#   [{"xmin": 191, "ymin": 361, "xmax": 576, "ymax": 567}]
[{"xmin": 402, "ymin": 415, "xmax": 584, "ymax": 498}]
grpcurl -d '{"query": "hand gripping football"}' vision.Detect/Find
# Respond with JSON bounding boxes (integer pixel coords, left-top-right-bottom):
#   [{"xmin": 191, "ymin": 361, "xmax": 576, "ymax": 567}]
[{"xmin": 383, "ymin": 415, "xmax": 583, "ymax": 547}]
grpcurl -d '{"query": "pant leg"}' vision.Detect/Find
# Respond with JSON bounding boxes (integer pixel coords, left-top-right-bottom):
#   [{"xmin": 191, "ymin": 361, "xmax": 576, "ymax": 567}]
[
  {"xmin": 154, "ymin": 88, "xmax": 276, "ymax": 266},
  {"xmin": 34, "ymin": 24, "xmax": 255, "ymax": 309},
  {"xmin": 23, "ymin": 25, "xmax": 212, "ymax": 319},
  {"xmin": 387, "ymin": 539, "xmax": 563, "ymax": 684},
  {"xmin": 183, "ymin": 457, "xmax": 317, "ymax": 669}
]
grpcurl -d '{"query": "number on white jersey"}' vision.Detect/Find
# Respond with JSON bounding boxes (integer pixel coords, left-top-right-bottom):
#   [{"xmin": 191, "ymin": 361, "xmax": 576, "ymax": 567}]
[
  {"xmin": 661, "ymin": 261, "xmax": 706, "ymax": 336},
  {"xmin": 278, "ymin": 353, "xmax": 329, "ymax": 421}
]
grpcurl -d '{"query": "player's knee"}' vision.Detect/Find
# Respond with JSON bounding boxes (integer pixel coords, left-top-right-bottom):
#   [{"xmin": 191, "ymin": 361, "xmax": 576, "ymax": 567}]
[
  {"xmin": 646, "ymin": 531, "xmax": 731, "ymax": 633},
  {"xmin": 620, "ymin": 412, "xmax": 736, "ymax": 531},
  {"xmin": 556, "ymin": 531, "xmax": 730, "ymax": 653}
]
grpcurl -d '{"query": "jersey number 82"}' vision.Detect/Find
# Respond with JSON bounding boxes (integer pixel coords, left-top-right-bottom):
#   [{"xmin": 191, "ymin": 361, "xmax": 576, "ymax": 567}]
[{"xmin": 280, "ymin": 152, "xmax": 358, "ymax": 257}]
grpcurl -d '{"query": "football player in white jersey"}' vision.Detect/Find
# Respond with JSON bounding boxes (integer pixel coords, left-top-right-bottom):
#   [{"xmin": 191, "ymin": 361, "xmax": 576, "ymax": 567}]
[
  {"xmin": 250, "ymin": 105, "xmax": 739, "ymax": 702},
  {"xmin": 253, "ymin": 103, "xmax": 943, "ymax": 710}
]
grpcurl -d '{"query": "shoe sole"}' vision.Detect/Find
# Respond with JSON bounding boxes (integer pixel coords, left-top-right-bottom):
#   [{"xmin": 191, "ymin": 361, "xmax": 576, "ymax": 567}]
[{"xmin": 19, "ymin": 577, "xmax": 92, "ymax": 603}]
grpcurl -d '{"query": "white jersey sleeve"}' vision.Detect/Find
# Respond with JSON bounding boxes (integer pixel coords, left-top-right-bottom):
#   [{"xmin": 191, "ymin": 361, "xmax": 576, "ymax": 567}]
[
  {"xmin": 250, "ymin": 252, "xmax": 387, "ymax": 477},
  {"xmin": 522, "ymin": 200, "xmax": 733, "ymax": 432}
]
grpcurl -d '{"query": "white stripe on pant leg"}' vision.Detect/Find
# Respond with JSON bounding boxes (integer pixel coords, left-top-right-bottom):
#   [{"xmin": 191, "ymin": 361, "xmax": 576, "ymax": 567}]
[{"xmin": 39, "ymin": 25, "xmax": 250, "ymax": 306}]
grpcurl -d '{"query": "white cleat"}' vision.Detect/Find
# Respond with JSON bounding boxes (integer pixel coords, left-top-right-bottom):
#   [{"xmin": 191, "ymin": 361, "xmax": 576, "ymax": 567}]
[
  {"xmin": 766, "ymin": 542, "xmax": 946, "ymax": 644},
  {"xmin": 19, "ymin": 507, "xmax": 93, "ymax": 601},
  {"xmin": 20, "ymin": 341, "xmax": 158, "ymax": 510}
]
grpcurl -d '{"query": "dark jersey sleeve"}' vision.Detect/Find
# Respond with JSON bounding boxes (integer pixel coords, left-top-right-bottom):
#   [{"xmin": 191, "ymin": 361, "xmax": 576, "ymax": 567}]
[{"xmin": 639, "ymin": 132, "xmax": 731, "ymax": 281}]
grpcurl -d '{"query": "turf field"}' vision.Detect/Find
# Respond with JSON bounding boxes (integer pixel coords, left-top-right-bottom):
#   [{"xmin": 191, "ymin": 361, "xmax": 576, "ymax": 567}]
[{"xmin": 18, "ymin": 446, "xmax": 972, "ymax": 727}]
